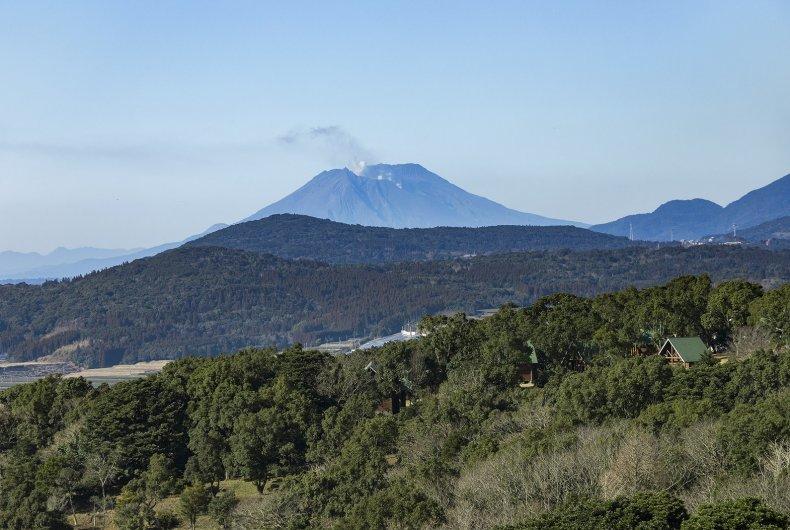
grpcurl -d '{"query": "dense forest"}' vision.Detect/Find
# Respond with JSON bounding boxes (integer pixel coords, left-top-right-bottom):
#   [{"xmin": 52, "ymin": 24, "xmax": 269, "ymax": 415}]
[
  {"xmin": 0, "ymin": 276, "xmax": 787, "ymax": 528},
  {"xmin": 185, "ymin": 214, "xmax": 640, "ymax": 263},
  {"xmin": 0, "ymin": 245, "xmax": 788, "ymax": 366}
]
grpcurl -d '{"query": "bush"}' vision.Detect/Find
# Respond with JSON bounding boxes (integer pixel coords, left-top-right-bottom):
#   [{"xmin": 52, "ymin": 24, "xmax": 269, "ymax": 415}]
[
  {"xmin": 155, "ymin": 510, "xmax": 181, "ymax": 529},
  {"xmin": 208, "ymin": 489, "xmax": 239, "ymax": 529},
  {"xmin": 502, "ymin": 490, "xmax": 688, "ymax": 530},
  {"xmin": 341, "ymin": 480, "xmax": 444, "ymax": 529},
  {"xmin": 681, "ymin": 498, "xmax": 788, "ymax": 530}
]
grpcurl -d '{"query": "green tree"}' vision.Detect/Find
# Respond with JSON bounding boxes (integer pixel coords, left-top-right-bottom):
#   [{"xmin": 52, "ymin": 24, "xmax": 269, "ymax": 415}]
[
  {"xmin": 114, "ymin": 486, "xmax": 157, "ymax": 530},
  {"xmin": 141, "ymin": 453, "xmax": 179, "ymax": 501},
  {"xmin": 180, "ymin": 483, "xmax": 209, "ymax": 530},
  {"xmin": 83, "ymin": 377, "xmax": 188, "ymax": 481},
  {"xmin": 749, "ymin": 284, "xmax": 789, "ymax": 347},
  {"xmin": 208, "ymin": 489, "xmax": 238, "ymax": 529},
  {"xmin": 524, "ymin": 293, "xmax": 601, "ymax": 370},
  {"xmin": 555, "ymin": 356, "xmax": 672, "ymax": 424},
  {"xmin": 229, "ymin": 378, "xmax": 311, "ymax": 492},
  {"xmin": 184, "ymin": 348, "xmax": 277, "ymax": 491},
  {"xmin": 36, "ymin": 452, "xmax": 82, "ymax": 527},
  {"xmin": 702, "ymin": 280, "xmax": 763, "ymax": 347},
  {"xmin": 0, "ymin": 455, "xmax": 69, "ymax": 530}
]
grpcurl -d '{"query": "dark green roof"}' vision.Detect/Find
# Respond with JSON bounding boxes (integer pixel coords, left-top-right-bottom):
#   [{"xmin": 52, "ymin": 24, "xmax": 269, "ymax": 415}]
[
  {"xmin": 526, "ymin": 340, "xmax": 539, "ymax": 364},
  {"xmin": 662, "ymin": 337, "xmax": 708, "ymax": 363}
]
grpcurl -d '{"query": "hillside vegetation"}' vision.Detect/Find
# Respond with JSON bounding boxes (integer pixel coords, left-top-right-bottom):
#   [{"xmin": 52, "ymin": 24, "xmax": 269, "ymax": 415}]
[
  {"xmin": 0, "ymin": 276, "xmax": 787, "ymax": 528},
  {"xmin": 186, "ymin": 214, "xmax": 635, "ymax": 264},
  {"xmin": 0, "ymin": 246, "xmax": 788, "ymax": 366}
]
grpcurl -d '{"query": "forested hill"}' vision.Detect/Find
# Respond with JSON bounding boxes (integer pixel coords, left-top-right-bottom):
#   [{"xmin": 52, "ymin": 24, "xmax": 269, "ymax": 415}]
[
  {"xmin": 1, "ymin": 277, "xmax": 788, "ymax": 528},
  {"xmin": 0, "ymin": 245, "xmax": 787, "ymax": 367},
  {"xmin": 185, "ymin": 214, "xmax": 638, "ymax": 264}
]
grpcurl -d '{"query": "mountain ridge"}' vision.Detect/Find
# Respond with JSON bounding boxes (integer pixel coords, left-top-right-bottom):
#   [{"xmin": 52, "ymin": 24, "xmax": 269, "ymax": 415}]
[
  {"xmin": 186, "ymin": 214, "xmax": 639, "ymax": 264},
  {"xmin": 592, "ymin": 173, "xmax": 790, "ymax": 241}
]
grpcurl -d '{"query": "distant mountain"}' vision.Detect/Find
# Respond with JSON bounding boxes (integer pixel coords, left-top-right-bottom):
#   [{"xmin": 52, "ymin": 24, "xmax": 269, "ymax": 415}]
[
  {"xmin": 187, "ymin": 214, "xmax": 637, "ymax": 264},
  {"xmin": 592, "ymin": 173, "xmax": 790, "ymax": 241},
  {"xmin": 245, "ymin": 163, "xmax": 587, "ymax": 228},
  {"xmin": 0, "ymin": 245, "xmax": 785, "ymax": 366},
  {"xmin": 0, "ymin": 247, "xmax": 141, "ymax": 278},
  {"xmin": 723, "ymin": 175, "xmax": 790, "ymax": 228},
  {"xmin": 0, "ymin": 224, "xmax": 227, "ymax": 282}
]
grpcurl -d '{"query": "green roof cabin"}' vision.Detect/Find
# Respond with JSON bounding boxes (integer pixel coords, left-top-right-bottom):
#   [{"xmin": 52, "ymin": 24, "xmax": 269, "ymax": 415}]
[
  {"xmin": 517, "ymin": 349, "xmax": 540, "ymax": 388},
  {"xmin": 659, "ymin": 337, "xmax": 708, "ymax": 368}
]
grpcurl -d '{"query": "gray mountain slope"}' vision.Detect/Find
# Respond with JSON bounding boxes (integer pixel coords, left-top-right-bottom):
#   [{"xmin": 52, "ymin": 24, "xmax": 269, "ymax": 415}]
[
  {"xmin": 0, "ymin": 247, "xmax": 140, "ymax": 278},
  {"xmin": 1, "ymin": 224, "xmax": 227, "ymax": 281},
  {"xmin": 245, "ymin": 163, "xmax": 587, "ymax": 228}
]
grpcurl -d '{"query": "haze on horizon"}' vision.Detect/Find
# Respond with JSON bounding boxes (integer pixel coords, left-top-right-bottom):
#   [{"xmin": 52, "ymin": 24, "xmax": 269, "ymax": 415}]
[{"xmin": 1, "ymin": 1, "xmax": 789, "ymax": 253}]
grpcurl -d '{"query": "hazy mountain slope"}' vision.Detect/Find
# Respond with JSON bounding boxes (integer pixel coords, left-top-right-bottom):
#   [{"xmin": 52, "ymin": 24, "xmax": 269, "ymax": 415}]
[
  {"xmin": 187, "ymin": 214, "xmax": 637, "ymax": 264},
  {"xmin": 0, "ymin": 245, "xmax": 786, "ymax": 366},
  {"xmin": 1, "ymin": 223, "xmax": 228, "ymax": 281},
  {"xmin": 245, "ymin": 163, "xmax": 587, "ymax": 228},
  {"xmin": 705, "ymin": 216, "xmax": 790, "ymax": 249},
  {"xmin": 590, "ymin": 199, "xmax": 724, "ymax": 241},
  {"xmin": 0, "ymin": 247, "xmax": 141, "ymax": 278},
  {"xmin": 735, "ymin": 216, "xmax": 790, "ymax": 242},
  {"xmin": 722, "ymin": 174, "xmax": 790, "ymax": 228},
  {"xmin": 592, "ymin": 173, "xmax": 790, "ymax": 241}
]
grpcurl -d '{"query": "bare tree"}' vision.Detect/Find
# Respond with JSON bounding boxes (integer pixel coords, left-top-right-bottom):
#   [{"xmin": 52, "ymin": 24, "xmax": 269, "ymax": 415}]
[
  {"xmin": 83, "ymin": 450, "xmax": 121, "ymax": 516},
  {"xmin": 729, "ymin": 326, "xmax": 774, "ymax": 359}
]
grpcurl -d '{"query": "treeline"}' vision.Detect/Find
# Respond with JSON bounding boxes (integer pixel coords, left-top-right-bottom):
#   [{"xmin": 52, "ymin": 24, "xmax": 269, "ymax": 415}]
[
  {"xmin": 185, "ymin": 214, "xmax": 639, "ymax": 264},
  {"xmin": 0, "ymin": 276, "xmax": 787, "ymax": 528},
  {"xmin": 0, "ymin": 244, "xmax": 788, "ymax": 367}
]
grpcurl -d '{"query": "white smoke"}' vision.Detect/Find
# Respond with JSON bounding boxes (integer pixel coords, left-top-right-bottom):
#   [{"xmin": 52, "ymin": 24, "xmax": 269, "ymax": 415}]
[{"xmin": 277, "ymin": 126, "xmax": 376, "ymax": 175}]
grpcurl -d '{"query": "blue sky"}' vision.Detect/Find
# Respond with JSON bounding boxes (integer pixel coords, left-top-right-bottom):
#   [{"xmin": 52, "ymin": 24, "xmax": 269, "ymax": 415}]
[{"xmin": 1, "ymin": 1, "xmax": 789, "ymax": 252}]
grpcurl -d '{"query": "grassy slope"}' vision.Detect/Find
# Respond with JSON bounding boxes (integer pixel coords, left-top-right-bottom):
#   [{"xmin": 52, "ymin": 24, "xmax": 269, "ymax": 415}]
[{"xmin": 72, "ymin": 479, "xmax": 262, "ymax": 530}]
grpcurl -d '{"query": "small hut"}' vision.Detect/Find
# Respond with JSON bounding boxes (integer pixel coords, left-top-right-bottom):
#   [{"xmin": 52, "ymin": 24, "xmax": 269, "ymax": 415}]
[
  {"xmin": 658, "ymin": 337, "xmax": 708, "ymax": 368},
  {"xmin": 517, "ymin": 345, "xmax": 541, "ymax": 387}
]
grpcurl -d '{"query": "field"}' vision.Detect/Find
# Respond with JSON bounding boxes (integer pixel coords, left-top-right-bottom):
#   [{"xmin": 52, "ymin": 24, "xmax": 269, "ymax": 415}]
[{"xmin": 0, "ymin": 360, "xmax": 170, "ymax": 390}]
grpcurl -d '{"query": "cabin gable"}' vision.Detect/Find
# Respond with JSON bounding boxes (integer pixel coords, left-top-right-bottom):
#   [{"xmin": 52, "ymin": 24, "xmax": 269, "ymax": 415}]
[{"xmin": 658, "ymin": 336, "xmax": 708, "ymax": 368}]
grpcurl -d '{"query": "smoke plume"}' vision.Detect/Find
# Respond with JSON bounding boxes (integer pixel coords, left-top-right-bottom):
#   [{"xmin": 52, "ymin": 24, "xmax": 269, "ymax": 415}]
[{"xmin": 277, "ymin": 126, "xmax": 375, "ymax": 175}]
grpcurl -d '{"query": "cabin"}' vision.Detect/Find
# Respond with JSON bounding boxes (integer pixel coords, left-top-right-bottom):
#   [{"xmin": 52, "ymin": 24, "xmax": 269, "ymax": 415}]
[
  {"xmin": 365, "ymin": 360, "xmax": 413, "ymax": 414},
  {"xmin": 517, "ymin": 350, "xmax": 540, "ymax": 388},
  {"xmin": 629, "ymin": 330, "xmax": 661, "ymax": 357},
  {"xmin": 658, "ymin": 337, "xmax": 708, "ymax": 368}
]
